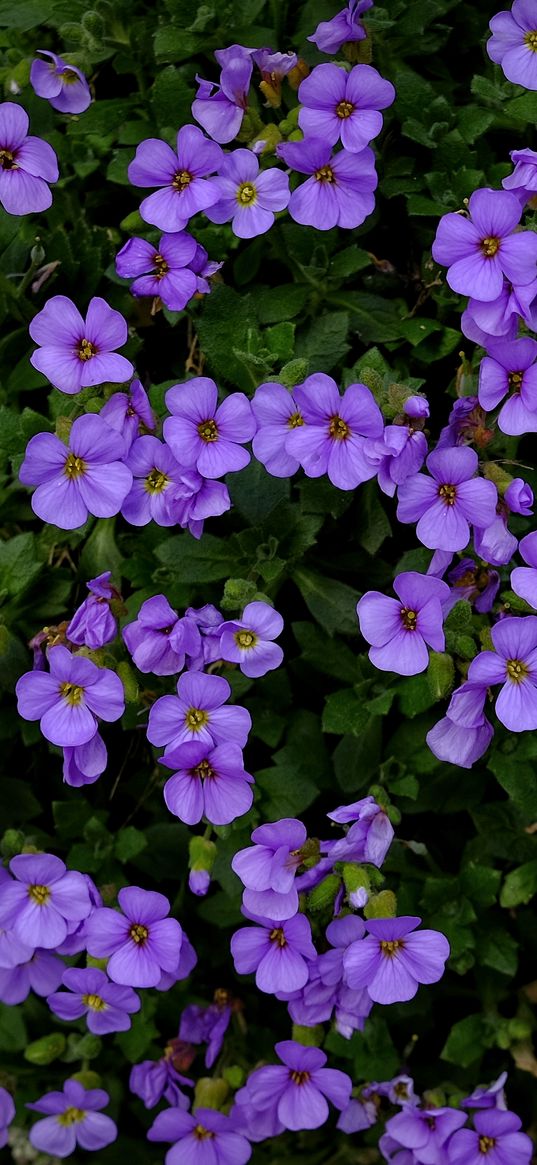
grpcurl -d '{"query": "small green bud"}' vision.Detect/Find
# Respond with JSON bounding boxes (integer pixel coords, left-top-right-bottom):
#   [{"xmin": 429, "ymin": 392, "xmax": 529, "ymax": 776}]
[
  {"xmin": 250, "ymin": 124, "xmax": 282, "ymax": 154},
  {"xmin": 70, "ymin": 1070, "xmax": 101, "ymax": 1089},
  {"xmin": 55, "ymin": 416, "xmax": 73, "ymax": 444},
  {"xmin": 221, "ymin": 578, "xmax": 258, "ymax": 612},
  {"xmin": 237, "ymin": 110, "xmax": 263, "ymax": 141},
  {"xmin": 189, "ymin": 836, "xmax": 217, "ymax": 873},
  {"xmin": 222, "ymin": 1065, "xmax": 245, "ymax": 1090},
  {"xmin": 86, "ymin": 955, "xmax": 109, "ymax": 970},
  {"xmin": 343, "ymin": 35, "xmax": 373, "ymax": 63},
  {"xmin": 422, "ymin": 1088, "xmax": 446, "ymax": 1109},
  {"xmin": 479, "ymin": 626, "xmax": 494, "ymax": 651},
  {"xmin": 426, "ymin": 651, "xmax": 455, "ymax": 700},
  {"xmin": 507, "ymin": 1018, "xmax": 532, "ymax": 1041},
  {"xmin": 307, "ymin": 873, "xmax": 340, "ymax": 915},
  {"xmin": 120, "ymin": 209, "xmax": 145, "ymax": 233},
  {"xmin": 193, "ymin": 1077, "xmax": 229, "ymax": 1110},
  {"xmin": 117, "ymin": 660, "xmax": 139, "ymax": 703},
  {"xmin": 1, "ymin": 829, "xmax": 26, "ymax": 859},
  {"xmin": 25, "ymin": 1033, "xmax": 66, "ymax": 1065},
  {"xmin": 63, "ymin": 1032, "xmax": 102, "ymax": 1062},
  {"xmin": 444, "ymin": 632, "xmax": 477, "ymax": 661},
  {"xmin": 59, "ymin": 21, "xmax": 84, "ymax": 42},
  {"xmin": 444, "ymin": 600, "xmax": 473, "ymax": 631},
  {"xmin": 31, "ymin": 242, "xmax": 46, "ymax": 265},
  {"xmin": 342, "ymin": 863, "xmax": 371, "ymax": 896},
  {"xmin": 292, "ymin": 1024, "xmax": 324, "ymax": 1047},
  {"xmin": 287, "ymin": 129, "xmax": 303, "ymax": 142},
  {"xmin": 364, "ymin": 889, "xmax": 397, "ymax": 919},
  {"xmin": 483, "ymin": 462, "xmax": 513, "ymax": 493},
  {"xmin": 278, "ymin": 358, "xmax": 309, "ymax": 388},
  {"xmin": 499, "ymin": 589, "xmax": 533, "ymax": 615},
  {"xmin": 81, "ymin": 10, "xmax": 105, "ymax": 37}
]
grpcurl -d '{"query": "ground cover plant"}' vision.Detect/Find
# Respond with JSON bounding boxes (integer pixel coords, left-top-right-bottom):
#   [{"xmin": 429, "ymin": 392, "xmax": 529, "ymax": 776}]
[{"xmin": 0, "ymin": 0, "xmax": 536, "ymax": 1161}]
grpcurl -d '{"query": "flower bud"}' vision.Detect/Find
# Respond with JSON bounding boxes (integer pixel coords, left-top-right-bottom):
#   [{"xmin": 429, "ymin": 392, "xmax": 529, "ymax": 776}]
[
  {"xmin": 427, "ymin": 651, "xmax": 455, "ymax": 700},
  {"xmin": 221, "ymin": 578, "xmax": 258, "ymax": 612},
  {"xmin": 364, "ymin": 890, "xmax": 397, "ymax": 919},
  {"xmin": 116, "ymin": 660, "xmax": 139, "ymax": 702},
  {"xmin": 292, "ymin": 1023, "xmax": 324, "ymax": 1046},
  {"xmin": 30, "ymin": 242, "xmax": 46, "ymax": 266},
  {"xmin": 307, "ymin": 873, "xmax": 341, "ymax": 916},
  {"xmin": 193, "ymin": 1077, "xmax": 229, "ymax": 1110},
  {"xmin": 0, "ymin": 829, "xmax": 25, "ymax": 859},
  {"xmin": 70, "ymin": 1070, "xmax": 102, "ymax": 1089},
  {"xmin": 287, "ymin": 59, "xmax": 309, "ymax": 89},
  {"xmin": 279, "ymin": 358, "xmax": 309, "ymax": 388},
  {"xmin": 24, "ymin": 1033, "xmax": 66, "ymax": 1065}
]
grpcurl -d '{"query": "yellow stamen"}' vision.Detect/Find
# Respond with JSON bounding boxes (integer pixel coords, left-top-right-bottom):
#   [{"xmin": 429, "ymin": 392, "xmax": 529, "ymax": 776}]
[
  {"xmin": 59, "ymin": 682, "xmax": 84, "ymax": 705},
  {"xmin": 400, "ymin": 607, "xmax": 418, "ymax": 631},
  {"xmin": 287, "ymin": 411, "xmax": 304, "ymax": 429},
  {"xmin": 438, "ymin": 483, "xmax": 457, "ymax": 506},
  {"xmin": 64, "ymin": 453, "xmax": 87, "ymax": 480},
  {"xmin": 329, "ymin": 415, "xmax": 350, "ymax": 440},
  {"xmin": 28, "ymin": 884, "xmax": 50, "ymax": 905},
  {"xmin": 314, "ymin": 165, "xmax": 335, "ymax": 183},
  {"xmin": 57, "ymin": 1108, "xmax": 85, "ymax": 1126},
  {"xmin": 185, "ymin": 707, "xmax": 209, "ymax": 732},
  {"xmin": 506, "ymin": 658, "xmax": 528, "ymax": 683},
  {"xmin": 82, "ymin": 993, "xmax": 107, "ymax": 1011},
  {"xmin": 480, "ymin": 236, "xmax": 500, "ymax": 258},
  {"xmin": 77, "ymin": 338, "xmax": 96, "ymax": 361},
  {"xmin": 235, "ymin": 629, "xmax": 258, "ymax": 650},
  {"xmin": 145, "ymin": 467, "xmax": 169, "ymax": 493},
  {"xmin": 198, "ymin": 419, "xmax": 218, "ymax": 442},
  {"xmin": 129, "ymin": 923, "xmax": 149, "ymax": 944},
  {"xmin": 336, "ymin": 100, "xmax": 354, "ymax": 119},
  {"xmin": 237, "ymin": 182, "xmax": 257, "ymax": 205},
  {"xmin": 380, "ymin": 939, "xmax": 403, "ymax": 956},
  {"xmin": 173, "ymin": 170, "xmax": 192, "ymax": 190}
]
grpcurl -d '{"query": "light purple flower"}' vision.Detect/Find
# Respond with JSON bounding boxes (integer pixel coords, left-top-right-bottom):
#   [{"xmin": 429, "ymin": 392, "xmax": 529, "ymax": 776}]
[
  {"xmin": 503, "ymin": 147, "xmax": 537, "ymax": 202},
  {"xmin": 298, "ymin": 64, "xmax": 395, "ymax": 153},
  {"xmin": 85, "ymin": 886, "xmax": 182, "ymax": 988},
  {"xmin": 396, "ymin": 447, "xmax": 498, "ymax": 551},
  {"xmin": 426, "ymin": 681, "xmax": 494, "ymax": 768},
  {"xmin": 130, "ymin": 1051, "xmax": 192, "ymax": 1110},
  {"xmin": 28, "ymin": 1079, "xmax": 117, "ymax": 1158},
  {"xmin": 128, "ymin": 125, "xmax": 224, "ymax": 231},
  {"xmin": 461, "ymin": 1072, "xmax": 508, "ymax": 1111},
  {"xmin": 121, "ymin": 435, "xmax": 189, "ymax": 527},
  {"xmin": 505, "ymin": 477, "xmax": 534, "ymax": 514},
  {"xmin": 100, "ymin": 378, "xmax": 156, "ymax": 450},
  {"xmin": 218, "ymin": 601, "xmax": 284, "ymax": 678},
  {"xmin": 468, "ymin": 615, "xmax": 537, "ymax": 731},
  {"xmin": 162, "ymin": 739, "xmax": 253, "ymax": 826},
  {"xmin": 511, "ymin": 530, "xmax": 537, "ymax": 608},
  {"xmin": 432, "ymin": 188, "xmax": 537, "ymax": 301},
  {"xmin": 162, "ymin": 469, "xmax": 231, "ymax": 539},
  {"xmin": 285, "ymin": 373, "xmax": 383, "ymax": 489},
  {"xmin": 204, "ymin": 149, "xmax": 290, "ymax": 238},
  {"xmin": 366, "ymin": 411, "xmax": 429, "ymax": 498},
  {"xmin": 487, "ymin": 0, "xmax": 537, "ymax": 90},
  {"xmin": 337, "ymin": 1096, "xmax": 377, "ymax": 1133},
  {"xmin": 277, "ymin": 138, "xmax": 377, "ymax": 230},
  {"xmin": 0, "ymin": 948, "xmax": 64, "ymax": 1004},
  {"xmin": 62, "ymin": 730, "xmax": 108, "ymax": 787},
  {"xmin": 115, "ymin": 231, "xmax": 199, "ymax": 310},
  {"xmin": 357, "ymin": 572, "xmax": 450, "ymax": 675},
  {"xmin": 436, "ymin": 397, "xmax": 490, "ymax": 450},
  {"xmin": 0, "ymin": 102, "xmax": 58, "ymax": 215},
  {"xmin": 179, "ymin": 997, "xmax": 232, "ymax": 1069},
  {"xmin": 67, "ymin": 571, "xmax": 119, "ymax": 649},
  {"xmin": 236, "ymin": 1040, "xmax": 351, "ymax": 1133},
  {"xmin": 447, "ymin": 558, "xmax": 500, "ymax": 614},
  {"xmin": 163, "ymin": 377, "xmax": 256, "ymax": 478},
  {"xmin": 0, "ymin": 1088, "xmax": 14, "ymax": 1149},
  {"xmin": 478, "ymin": 337, "xmax": 537, "ymax": 435},
  {"xmin": 447, "ymin": 1108, "xmax": 532, "ymax": 1165},
  {"xmin": 308, "ymin": 0, "xmax": 373, "ymax": 53},
  {"xmin": 465, "ymin": 276, "xmax": 537, "ymax": 340},
  {"xmin": 324, "ymin": 795, "xmax": 395, "ymax": 867},
  {"xmin": 192, "ymin": 47, "xmax": 253, "ymax": 144},
  {"xmin": 386, "ymin": 1106, "xmax": 467, "ymax": 1164},
  {"xmin": 472, "ymin": 503, "xmax": 518, "ymax": 567},
  {"xmin": 232, "ymin": 819, "xmax": 307, "ymax": 921},
  {"xmin": 189, "ymin": 869, "xmax": 211, "ymax": 897},
  {"xmin": 29, "ymin": 294, "xmax": 133, "ymax": 394},
  {"xmin": 343, "ymin": 915, "xmax": 450, "ymax": 1004},
  {"xmin": 148, "ymin": 1105, "xmax": 252, "ymax": 1165},
  {"xmin": 253, "ymin": 48, "xmax": 298, "ymax": 103},
  {"xmin": 251, "ymin": 381, "xmax": 304, "ymax": 477},
  {"xmin": 30, "ymin": 50, "xmax": 91, "ymax": 114},
  {"xmin": 19, "ymin": 414, "xmax": 133, "ymax": 529},
  {"xmin": 147, "ymin": 670, "xmax": 251, "ymax": 752},
  {"xmin": 123, "ymin": 595, "xmax": 201, "ymax": 676},
  {"xmin": 16, "ymin": 644, "xmax": 124, "ymax": 746},
  {"xmin": 231, "ymin": 913, "xmax": 316, "ymax": 993},
  {"xmin": 190, "ymin": 241, "xmax": 222, "ymax": 292},
  {"xmin": 0, "ymin": 853, "xmax": 91, "ymax": 950},
  {"xmin": 47, "ymin": 967, "xmax": 140, "ymax": 1033}
]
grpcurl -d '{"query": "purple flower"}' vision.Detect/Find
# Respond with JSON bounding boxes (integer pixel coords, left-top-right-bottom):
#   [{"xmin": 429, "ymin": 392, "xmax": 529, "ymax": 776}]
[
  {"xmin": 465, "ymin": 277, "xmax": 537, "ymax": 340},
  {"xmin": 128, "ymin": 125, "xmax": 224, "ymax": 231},
  {"xmin": 277, "ymin": 138, "xmax": 377, "ymax": 230},
  {"xmin": 67, "ymin": 572, "xmax": 119, "ymax": 649},
  {"xmin": 179, "ymin": 997, "xmax": 232, "ymax": 1069},
  {"xmin": 487, "ymin": 0, "xmax": 537, "ymax": 89},
  {"xmin": 130, "ymin": 1052, "xmax": 192, "ymax": 1110},
  {"xmin": 162, "ymin": 740, "xmax": 253, "ymax": 826},
  {"xmin": 357, "ymin": 572, "xmax": 450, "ymax": 676},
  {"xmin": 432, "ymin": 188, "xmax": 537, "ymax": 300},
  {"xmin": 0, "ymin": 102, "xmax": 58, "ymax": 215},
  {"xmin": 148, "ymin": 1106, "xmax": 252, "ymax": 1165},
  {"xmin": 16, "ymin": 644, "xmax": 124, "ymax": 746},
  {"xmin": 0, "ymin": 1088, "xmax": 14, "ymax": 1149},
  {"xmin": 436, "ymin": 397, "xmax": 491, "ymax": 450},
  {"xmin": 472, "ymin": 502, "xmax": 518, "ymax": 567},
  {"xmin": 115, "ymin": 231, "xmax": 199, "ymax": 310},
  {"xmin": 231, "ymin": 913, "xmax": 316, "ymax": 993},
  {"xmin": 204, "ymin": 149, "xmax": 290, "ymax": 238},
  {"xmin": 511, "ymin": 530, "xmax": 537, "ymax": 607},
  {"xmin": 461, "ymin": 1072, "xmax": 508, "ymax": 1111},
  {"xmin": 343, "ymin": 915, "xmax": 450, "ymax": 1004},
  {"xmin": 0, "ymin": 948, "xmax": 64, "ymax": 1004},
  {"xmin": 447, "ymin": 559, "xmax": 500, "ymax": 614},
  {"xmin": 308, "ymin": 0, "xmax": 373, "ymax": 53},
  {"xmin": 448, "ymin": 1108, "xmax": 532, "ymax": 1165},
  {"xmin": 163, "ymin": 469, "xmax": 231, "ymax": 539},
  {"xmin": 189, "ymin": 869, "xmax": 211, "ymax": 897},
  {"xmin": 186, "ymin": 604, "xmax": 226, "ymax": 669},
  {"xmin": 62, "ymin": 730, "xmax": 108, "ymax": 787},
  {"xmin": 468, "ymin": 615, "xmax": 537, "ymax": 731},
  {"xmin": 218, "ymin": 601, "xmax": 284, "ymax": 678},
  {"xmin": 366, "ymin": 414, "xmax": 429, "ymax": 498},
  {"xmin": 427, "ymin": 682, "xmax": 494, "ymax": 768},
  {"xmin": 478, "ymin": 337, "xmax": 537, "ymax": 435},
  {"xmin": 192, "ymin": 48, "xmax": 253, "ymax": 144},
  {"xmin": 396, "ymin": 447, "xmax": 498, "ymax": 551},
  {"xmin": 237, "ymin": 1040, "xmax": 351, "ymax": 1132},
  {"xmin": 503, "ymin": 147, "xmax": 537, "ymax": 202},
  {"xmin": 121, "ymin": 435, "xmax": 189, "ymax": 527},
  {"xmin": 100, "ymin": 378, "xmax": 156, "ymax": 449},
  {"xmin": 505, "ymin": 477, "xmax": 534, "ymax": 514},
  {"xmin": 325, "ymin": 796, "xmax": 394, "ymax": 866},
  {"xmin": 232, "ymin": 819, "xmax": 307, "ymax": 921},
  {"xmin": 86, "ymin": 886, "xmax": 182, "ymax": 988},
  {"xmin": 29, "ymin": 294, "xmax": 133, "ymax": 394},
  {"xmin": 147, "ymin": 671, "xmax": 251, "ymax": 751},
  {"xmin": 30, "ymin": 50, "xmax": 91, "ymax": 114},
  {"xmin": 28, "ymin": 1079, "xmax": 117, "ymax": 1158},
  {"xmin": 123, "ymin": 595, "xmax": 201, "ymax": 676},
  {"xmin": 298, "ymin": 64, "xmax": 395, "ymax": 153},
  {"xmin": 190, "ymin": 242, "xmax": 222, "ymax": 291},
  {"xmin": 251, "ymin": 381, "xmax": 304, "ymax": 477},
  {"xmin": 0, "ymin": 853, "xmax": 91, "ymax": 950},
  {"xmin": 253, "ymin": 48, "xmax": 298, "ymax": 104},
  {"xmin": 48, "ymin": 967, "xmax": 140, "ymax": 1033},
  {"xmin": 163, "ymin": 377, "xmax": 256, "ymax": 478},
  {"xmin": 285, "ymin": 373, "xmax": 383, "ymax": 489},
  {"xmin": 386, "ymin": 1106, "xmax": 467, "ymax": 1164},
  {"xmin": 337, "ymin": 1097, "xmax": 377, "ymax": 1133}
]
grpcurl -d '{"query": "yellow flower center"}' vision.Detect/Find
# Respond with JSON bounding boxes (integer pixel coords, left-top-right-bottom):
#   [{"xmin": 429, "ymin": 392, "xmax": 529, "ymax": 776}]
[
  {"xmin": 508, "ymin": 370, "xmax": 523, "ymax": 391},
  {"xmin": 439, "ymin": 483, "xmax": 457, "ymax": 506},
  {"xmin": 57, "ymin": 1108, "xmax": 86, "ymax": 1126},
  {"xmin": 234, "ymin": 629, "xmax": 258, "ymax": 650},
  {"xmin": 193, "ymin": 759, "xmax": 215, "ymax": 781},
  {"xmin": 64, "ymin": 453, "xmax": 87, "ymax": 480},
  {"xmin": 153, "ymin": 253, "xmax": 169, "ymax": 278},
  {"xmin": 380, "ymin": 939, "xmax": 403, "ymax": 956},
  {"xmin": 145, "ymin": 467, "xmax": 169, "ymax": 493},
  {"xmin": 480, "ymin": 236, "xmax": 500, "ymax": 258},
  {"xmin": 77, "ymin": 338, "xmax": 97, "ymax": 361},
  {"xmin": 62, "ymin": 69, "xmax": 79, "ymax": 85},
  {"xmin": 129, "ymin": 923, "xmax": 149, "ymax": 944},
  {"xmin": 185, "ymin": 707, "xmax": 210, "ymax": 732},
  {"xmin": 400, "ymin": 607, "xmax": 418, "ymax": 631},
  {"xmin": 269, "ymin": 927, "xmax": 287, "ymax": 947},
  {"xmin": 329, "ymin": 414, "xmax": 350, "ymax": 440},
  {"xmin": 290, "ymin": 1070, "xmax": 310, "ymax": 1084},
  {"xmin": 28, "ymin": 884, "xmax": 50, "ymax": 905},
  {"xmin": 82, "ymin": 993, "xmax": 107, "ymax": 1011},
  {"xmin": 0, "ymin": 148, "xmax": 17, "ymax": 170},
  {"xmin": 194, "ymin": 1125, "xmax": 214, "ymax": 1141},
  {"xmin": 287, "ymin": 411, "xmax": 304, "ymax": 429},
  {"xmin": 173, "ymin": 169, "xmax": 192, "ymax": 190},
  {"xmin": 314, "ymin": 164, "xmax": 335, "ymax": 183},
  {"xmin": 59, "ymin": 682, "xmax": 84, "ymax": 705},
  {"xmin": 237, "ymin": 182, "xmax": 257, "ymax": 205},
  {"xmin": 524, "ymin": 30, "xmax": 537, "ymax": 51},
  {"xmin": 336, "ymin": 99, "xmax": 354, "ymax": 119},
  {"xmin": 198, "ymin": 419, "xmax": 218, "ymax": 443},
  {"xmin": 478, "ymin": 1135, "xmax": 496, "ymax": 1154},
  {"xmin": 506, "ymin": 658, "xmax": 528, "ymax": 683}
]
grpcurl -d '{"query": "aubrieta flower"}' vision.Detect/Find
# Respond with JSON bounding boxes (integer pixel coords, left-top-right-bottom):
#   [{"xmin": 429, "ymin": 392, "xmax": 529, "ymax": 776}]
[
  {"xmin": 366, "ymin": 398, "xmax": 429, "ymax": 497},
  {"xmin": 251, "ymin": 381, "xmax": 304, "ymax": 477},
  {"xmin": 192, "ymin": 44, "xmax": 253, "ymax": 144},
  {"xmin": 235, "ymin": 1040, "xmax": 352, "ymax": 1133},
  {"xmin": 19, "ymin": 414, "xmax": 133, "ymax": 530},
  {"xmin": 148, "ymin": 1106, "xmax": 252, "ymax": 1165},
  {"xmin": 487, "ymin": 0, "xmax": 537, "ymax": 89},
  {"xmin": 232, "ymin": 818, "xmax": 307, "ymax": 921},
  {"xmin": 147, "ymin": 671, "xmax": 251, "ymax": 751},
  {"xmin": 30, "ymin": 50, "xmax": 91, "ymax": 113},
  {"xmin": 253, "ymin": 48, "xmax": 298, "ymax": 105},
  {"xmin": 28, "ymin": 1079, "xmax": 117, "ymax": 1158},
  {"xmin": 218, "ymin": 601, "xmax": 284, "ymax": 678},
  {"xmin": 63, "ymin": 730, "xmax": 108, "ymax": 788},
  {"xmin": 0, "ymin": 947, "xmax": 64, "ymax": 1005},
  {"xmin": 162, "ymin": 740, "xmax": 253, "ymax": 826},
  {"xmin": 47, "ymin": 967, "xmax": 140, "ymax": 1034},
  {"xmin": 130, "ymin": 1050, "xmax": 192, "ymax": 1110},
  {"xmin": 324, "ymin": 795, "xmax": 394, "ymax": 867},
  {"xmin": 464, "ymin": 276, "xmax": 537, "ymax": 342},
  {"xmin": 357, "ymin": 572, "xmax": 450, "ymax": 676},
  {"xmin": 231, "ymin": 911, "xmax": 316, "ymax": 993},
  {"xmin": 179, "ymin": 994, "xmax": 232, "ymax": 1068},
  {"xmin": 343, "ymin": 915, "xmax": 450, "ymax": 1004},
  {"xmin": 204, "ymin": 149, "xmax": 290, "ymax": 238},
  {"xmin": 163, "ymin": 377, "xmax": 256, "ymax": 478},
  {"xmin": 100, "ymin": 378, "xmax": 156, "ymax": 449},
  {"xmin": 468, "ymin": 615, "xmax": 537, "ymax": 731},
  {"xmin": 16, "ymin": 644, "xmax": 124, "ymax": 747},
  {"xmin": 298, "ymin": 64, "xmax": 395, "ymax": 153},
  {"xmin": 472, "ymin": 498, "xmax": 519, "ymax": 567},
  {"xmin": 396, "ymin": 447, "xmax": 498, "ymax": 552},
  {"xmin": 67, "ymin": 571, "xmax": 119, "ymax": 649},
  {"xmin": 123, "ymin": 595, "xmax": 201, "ymax": 676},
  {"xmin": 163, "ymin": 469, "xmax": 232, "ymax": 539},
  {"xmin": 337, "ymin": 1096, "xmax": 377, "ymax": 1133},
  {"xmin": 277, "ymin": 138, "xmax": 377, "ymax": 230},
  {"xmin": 85, "ymin": 886, "xmax": 183, "ymax": 988},
  {"xmin": 431, "ymin": 188, "xmax": 537, "ymax": 301},
  {"xmin": 0, "ymin": 102, "xmax": 58, "ymax": 215},
  {"xmin": 503, "ymin": 147, "xmax": 537, "ymax": 201},
  {"xmin": 115, "ymin": 231, "xmax": 199, "ymax": 311},
  {"xmin": 189, "ymin": 241, "xmax": 222, "ymax": 291},
  {"xmin": 0, "ymin": 853, "xmax": 91, "ymax": 949},
  {"xmin": 385, "ymin": 1106, "xmax": 467, "ymax": 1165},
  {"xmin": 511, "ymin": 530, "xmax": 537, "ymax": 607},
  {"xmin": 0, "ymin": 1088, "xmax": 14, "ymax": 1149},
  {"xmin": 29, "ymin": 294, "xmax": 133, "ymax": 394},
  {"xmin": 448, "ymin": 1108, "xmax": 532, "ymax": 1165},
  {"xmin": 447, "ymin": 558, "xmax": 500, "ymax": 614},
  {"xmin": 478, "ymin": 336, "xmax": 537, "ymax": 435},
  {"xmin": 426, "ymin": 681, "xmax": 494, "ymax": 769},
  {"xmin": 461, "ymin": 1071, "xmax": 508, "ymax": 1110},
  {"xmin": 128, "ymin": 125, "xmax": 223, "ymax": 231},
  {"xmin": 308, "ymin": 0, "xmax": 373, "ymax": 53},
  {"xmin": 121, "ymin": 435, "xmax": 188, "ymax": 527},
  {"xmin": 285, "ymin": 373, "xmax": 383, "ymax": 489}
]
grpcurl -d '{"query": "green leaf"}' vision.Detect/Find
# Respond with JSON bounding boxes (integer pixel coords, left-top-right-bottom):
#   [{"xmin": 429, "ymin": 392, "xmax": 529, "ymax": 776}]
[
  {"xmin": 295, "ymin": 311, "xmax": 350, "ymax": 373},
  {"xmin": 292, "ymin": 621, "xmax": 360, "ymax": 683},
  {"xmin": 115, "ymin": 826, "xmax": 148, "ymax": 863},
  {"xmin": 330, "ymin": 293, "xmax": 406, "ymax": 343},
  {"xmin": 227, "ymin": 460, "xmax": 290, "ymax": 525},
  {"xmin": 356, "ymin": 481, "xmax": 391, "ymax": 554},
  {"xmin": 0, "ymin": 532, "xmax": 42, "ymax": 597},
  {"xmin": 477, "ymin": 927, "xmax": 518, "ymax": 977},
  {"xmin": 156, "ymin": 533, "xmax": 241, "ymax": 583},
  {"xmin": 441, "ymin": 1014, "xmax": 489, "ymax": 1066},
  {"xmin": 0, "ymin": 1002, "xmax": 26, "ymax": 1052},
  {"xmin": 116, "ymin": 999, "xmax": 159, "ymax": 1063},
  {"xmin": 251, "ymin": 284, "xmax": 310, "ymax": 325},
  {"xmin": 293, "ymin": 569, "xmax": 361, "ymax": 638},
  {"xmin": 322, "ymin": 688, "xmax": 370, "ymax": 736},
  {"xmin": 500, "ymin": 860, "xmax": 537, "ymax": 908}
]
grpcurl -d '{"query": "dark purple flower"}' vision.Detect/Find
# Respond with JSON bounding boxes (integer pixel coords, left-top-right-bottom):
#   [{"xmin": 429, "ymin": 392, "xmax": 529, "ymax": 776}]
[
  {"xmin": 16, "ymin": 644, "xmax": 124, "ymax": 746},
  {"xmin": 0, "ymin": 1088, "xmax": 14, "ymax": 1149},
  {"xmin": 308, "ymin": 0, "xmax": 373, "ymax": 53},
  {"xmin": 28, "ymin": 1079, "xmax": 117, "ymax": 1158},
  {"xmin": 67, "ymin": 571, "xmax": 119, "ymax": 649},
  {"xmin": 47, "ymin": 967, "xmax": 140, "ymax": 1033},
  {"xmin": 147, "ymin": 671, "xmax": 251, "ymax": 751},
  {"xmin": 115, "ymin": 231, "xmax": 198, "ymax": 310},
  {"xmin": 130, "ymin": 1051, "xmax": 192, "ymax": 1110},
  {"xmin": 62, "ymin": 730, "xmax": 108, "ymax": 787},
  {"xmin": 204, "ymin": 149, "xmax": 290, "ymax": 238},
  {"xmin": 396, "ymin": 447, "xmax": 498, "ymax": 551},
  {"xmin": 29, "ymin": 294, "xmax": 133, "ymax": 394},
  {"xmin": 19, "ymin": 414, "xmax": 133, "ymax": 529},
  {"xmin": 487, "ymin": 0, "xmax": 537, "ymax": 89},
  {"xmin": 366, "ymin": 413, "xmax": 429, "ymax": 498},
  {"xmin": 386, "ymin": 1106, "xmax": 467, "ymax": 1164},
  {"xmin": 0, "ymin": 102, "xmax": 58, "ymax": 215},
  {"xmin": 468, "ymin": 615, "xmax": 537, "ymax": 731},
  {"xmin": 85, "ymin": 886, "xmax": 182, "ymax": 988},
  {"xmin": 0, "ymin": 852, "xmax": 91, "ymax": 950},
  {"xmin": 478, "ymin": 337, "xmax": 537, "ymax": 435},
  {"xmin": 447, "ymin": 559, "xmax": 500, "ymax": 614},
  {"xmin": 343, "ymin": 915, "xmax": 450, "ymax": 1004},
  {"xmin": 192, "ymin": 47, "xmax": 253, "ymax": 144},
  {"xmin": 100, "ymin": 378, "xmax": 156, "ymax": 450},
  {"xmin": 186, "ymin": 604, "xmax": 226, "ymax": 669},
  {"xmin": 511, "ymin": 530, "xmax": 537, "ymax": 607},
  {"xmin": 189, "ymin": 241, "xmax": 222, "ymax": 292},
  {"xmin": 461, "ymin": 1072, "xmax": 508, "ymax": 1111},
  {"xmin": 232, "ymin": 819, "xmax": 307, "ymax": 921},
  {"xmin": 285, "ymin": 373, "xmax": 383, "ymax": 489},
  {"xmin": 123, "ymin": 595, "xmax": 201, "ymax": 676},
  {"xmin": 251, "ymin": 381, "xmax": 304, "ymax": 477},
  {"xmin": 236, "ymin": 1040, "xmax": 351, "ymax": 1133},
  {"xmin": 231, "ymin": 912, "xmax": 316, "ymax": 993},
  {"xmin": 503, "ymin": 147, "xmax": 537, "ymax": 201},
  {"xmin": 163, "ymin": 377, "xmax": 256, "ymax": 478},
  {"xmin": 218, "ymin": 601, "xmax": 284, "ymax": 678},
  {"xmin": 448, "ymin": 1108, "xmax": 532, "ymax": 1165},
  {"xmin": 426, "ymin": 681, "xmax": 494, "ymax": 768},
  {"xmin": 148, "ymin": 1105, "xmax": 252, "ymax": 1165},
  {"xmin": 357, "ymin": 572, "xmax": 450, "ymax": 675},
  {"xmin": 277, "ymin": 138, "xmax": 377, "ymax": 230},
  {"xmin": 179, "ymin": 996, "xmax": 232, "ymax": 1069},
  {"xmin": 432, "ymin": 189, "xmax": 537, "ymax": 301},
  {"xmin": 30, "ymin": 50, "xmax": 91, "ymax": 113},
  {"xmin": 162, "ymin": 740, "xmax": 253, "ymax": 826},
  {"xmin": 128, "ymin": 125, "xmax": 224, "ymax": 231},
  {"xmin": 122, "ymin": 435, "xmax": 189, "ymax": 527},
  {"xmin": 324, "ymin": 795, "xmax": 394, "ymax": 867},
  {"xmin": 0, "ymin": 947, "xmax": 64, "ymax": 1004},
  {"xmin": 505, "ymin": 477, "xmax": 534, "ymax": 514},
  {"xmin": 298, "ymin": 64, "xmax": 395, "ymax": 152}
]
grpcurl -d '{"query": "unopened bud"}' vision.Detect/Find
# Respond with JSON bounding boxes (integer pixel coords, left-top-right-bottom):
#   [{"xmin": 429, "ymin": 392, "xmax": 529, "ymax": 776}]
[
  {"xmin": 193, "ymin": 1077, "xmax": 229, "ymax": 1110},
  {"xmin": 116, "ymin": 660, "xmax": 139, "ymax": 702},
  {"xmin": 364, "ymin": 890, "xmax": 397, "ymax": 919},
  {"xmin": 427, "ymin": 651, "xmax": 455, "ymax": 700},
  {"xmin": 0, "ymin": 829, "xmax": 25, "ymax": 859},
  {"xmin": 25, "ymin": 1033, "xmax": 66, "ymax": 1065},
  {"xmin": 250, "ymin": 123, "xmax": 282, "ymax": 154},
  {"xmin": 221, "ymin": 578, "xmax": 258, "ymax": 612},
  {"xmin": 292, "ymin": 1023, "xmax": 324, "ymax": 1046},
  {"xmin": 483, "ymin": 461, "xmax": 514, "ymax": 492},
  {"xmin": 287, "ymin": 59, "xmax": 309, "ymax": 89},
  {"xmin": 30, "ymin": 242, "xmax": 45, "ymax": 266},
  {"xmin": 70, "ymin": 1070, "xmax": 102, "ymax": 1089},
  {"xmin": 279, "ymin": 358, "xmax": 309, "ymax": 388},
  {"xmin": 55, "ymin": 416, "xmax": 73, "ymax": 444},
  {"xmin": 307, "ymin": 873, "xmax": 340, "ymax": 915},
  {"xmin": 343, "ymin": 36, "xmax": 372, "ymax": 63}
]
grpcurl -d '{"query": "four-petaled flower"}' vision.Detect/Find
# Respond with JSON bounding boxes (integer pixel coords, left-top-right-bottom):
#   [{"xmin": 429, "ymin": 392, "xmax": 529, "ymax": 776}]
[
  {"xmin": 163, "ymin": 377, "xmax": 256, "ymax": 478},
  {"xmin": 85, "ymin": 886, "xmax": 183, "ymax": 988},
  {"xmin": 16, "ymin": 644, "xmax": 124, "ymax": 746},
  {"xmin": 29, "ymin": 295, "xmax": 133, "ymax": 394},
  {"xmin": 357, "ymin": 572, "xmax": 450, "ymax": 675},
  {"xmin": 128, "ymin": 125, "xmax": 223, "ymax": 231},
  {"xmin": 0, "ymin": 102, "xmax": 58, "ymax": 215},
  {"xmin": 28, "ymin": 1079, "xmax": 117, "ymax": 1158}
]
